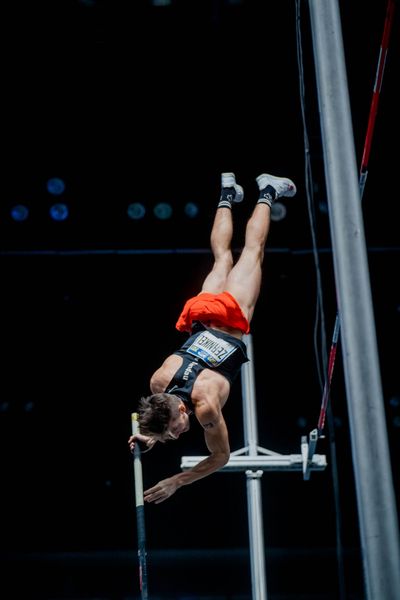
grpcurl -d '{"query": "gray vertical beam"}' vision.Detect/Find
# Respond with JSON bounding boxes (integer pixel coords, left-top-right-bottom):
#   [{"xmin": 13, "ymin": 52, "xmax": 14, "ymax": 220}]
[
  {"xmin": 241, "ymin": 334, "xmax": 267, "ymax": 600},
  {"xmin": 308, "ymin": 2, "xmax": 400, "ymax": 599}
]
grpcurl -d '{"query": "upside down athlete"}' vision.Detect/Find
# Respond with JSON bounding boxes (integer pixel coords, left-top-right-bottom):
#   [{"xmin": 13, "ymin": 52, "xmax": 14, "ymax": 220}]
[{"xmin": 129, "ymin": 172, "xmax": 296, "ymax": 503}]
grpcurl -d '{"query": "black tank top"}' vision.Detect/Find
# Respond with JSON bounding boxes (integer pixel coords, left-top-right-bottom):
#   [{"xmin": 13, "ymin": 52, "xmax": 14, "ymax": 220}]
[{"xmin": 165, "ymin": 321, "xmax": 249, "ymax": 412}]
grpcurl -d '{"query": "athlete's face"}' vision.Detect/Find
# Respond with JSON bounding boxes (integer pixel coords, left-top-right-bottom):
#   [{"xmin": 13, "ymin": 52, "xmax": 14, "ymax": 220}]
[{"xmin": 167, "ymin": 406, "xmax": 190, "ymax": 440}]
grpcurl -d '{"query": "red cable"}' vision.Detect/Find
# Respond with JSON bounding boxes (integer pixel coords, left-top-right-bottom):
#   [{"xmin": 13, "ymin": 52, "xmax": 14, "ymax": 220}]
[{"xmin": 361, "ymin": 0, "xmax": 396, "ymax": 174}]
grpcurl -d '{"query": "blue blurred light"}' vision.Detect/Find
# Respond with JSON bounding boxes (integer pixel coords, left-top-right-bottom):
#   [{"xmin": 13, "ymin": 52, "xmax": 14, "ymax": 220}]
[
  {"xmin": 153, "ymin": 202, "xmax": 172, "ymax": 220},
  {"xmin": 184, "ymin": 202, "xmax": 199, "ymax": 218},
  {"xmin": 11, "ymin": 204, "xmax": 29, "ymax": 222},
  {"xmin": 47, "ymin": 177, "xmax": 66, "ymax": 196},
  {"xmin": 296, "ymin": 416, "xmax": 308, "ymax": 428},
  {"xmin": 318, "ymin": 200, "xmax": 329, "ymax": 215},
  {"xmin": 127, "ymin": 203, "xmax": 146, "ymax": 220},
  {"xmin": 270, "ymin": 201, "xmax": 287, "ymax": 222},
  {"xmin": 50, "ymin": 203, "xmax": 69, "ymax": 221}
]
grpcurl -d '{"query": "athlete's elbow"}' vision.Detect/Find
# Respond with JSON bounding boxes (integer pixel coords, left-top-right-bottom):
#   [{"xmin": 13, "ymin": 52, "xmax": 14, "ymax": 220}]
[{"xmin": 217, "ymin": 450, "xmax": 230, "ymax": 468}]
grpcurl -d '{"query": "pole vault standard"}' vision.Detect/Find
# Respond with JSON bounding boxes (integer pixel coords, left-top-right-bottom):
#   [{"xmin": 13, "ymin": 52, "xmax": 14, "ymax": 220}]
[
  {"xmin": 307, "ymin": 1, "xmax": 400, "ymax": 599},
  {"xmin": 181, "ymin": 334, "xmax": 327, "ymax": 600},
  {"xmin": 131, "ymin": 412, "xmax": 149, "ymax": 600},
  {"xmin": 303, "ymin": 0, "xmax": 396, "ymax": 481}
]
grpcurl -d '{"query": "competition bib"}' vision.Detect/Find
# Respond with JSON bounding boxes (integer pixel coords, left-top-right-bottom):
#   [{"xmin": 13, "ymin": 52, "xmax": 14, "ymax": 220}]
[{"xmin": 186, "ymin": 331, "xmax": 237, "ymax": 367}]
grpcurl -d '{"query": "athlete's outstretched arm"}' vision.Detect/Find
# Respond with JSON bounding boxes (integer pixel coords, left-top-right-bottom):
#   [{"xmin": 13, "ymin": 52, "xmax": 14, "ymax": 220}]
[{"xmin": 143, "ymin": 407, "xmax": 230, "ymax": 504}]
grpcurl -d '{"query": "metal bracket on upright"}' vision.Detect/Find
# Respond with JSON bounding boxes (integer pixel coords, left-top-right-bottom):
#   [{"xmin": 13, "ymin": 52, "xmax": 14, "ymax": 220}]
[{"xmin": 301, "ymin": 428, "xmax": 321, "ymax": 480}]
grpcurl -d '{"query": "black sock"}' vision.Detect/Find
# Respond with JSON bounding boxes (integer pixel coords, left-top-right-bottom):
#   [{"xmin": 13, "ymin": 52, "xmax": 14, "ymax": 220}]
[
  {"xmin": 218, "ymin": 186, "xmax": 235, "ymax": 209},
  {"xmin": 257, "ymin": 185, "xmax": 277, "ymax": 208}
]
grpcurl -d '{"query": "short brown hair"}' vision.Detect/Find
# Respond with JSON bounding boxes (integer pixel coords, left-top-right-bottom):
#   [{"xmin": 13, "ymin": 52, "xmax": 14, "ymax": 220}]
[{"xmin": 138, "ymin": 393, "xmax": 181, "ymax": 438}]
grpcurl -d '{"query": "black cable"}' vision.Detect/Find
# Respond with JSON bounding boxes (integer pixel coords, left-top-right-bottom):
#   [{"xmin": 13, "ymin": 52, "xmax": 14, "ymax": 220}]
[{"xmin": 295, "ymin": 2, "xmax": 346, "ymax": 598}]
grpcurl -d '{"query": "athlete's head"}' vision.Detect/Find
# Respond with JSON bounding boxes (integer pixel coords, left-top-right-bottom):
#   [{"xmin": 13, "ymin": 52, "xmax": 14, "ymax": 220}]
[{"xmin": 138, "ymin": 393, "xmax": 190, "ymax": 441}]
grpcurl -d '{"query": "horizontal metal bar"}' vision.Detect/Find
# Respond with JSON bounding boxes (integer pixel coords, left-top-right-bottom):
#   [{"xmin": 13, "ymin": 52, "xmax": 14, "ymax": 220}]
[{"xmin": 181, "ymin": 454, "xmax": 327, "ymax": 472}]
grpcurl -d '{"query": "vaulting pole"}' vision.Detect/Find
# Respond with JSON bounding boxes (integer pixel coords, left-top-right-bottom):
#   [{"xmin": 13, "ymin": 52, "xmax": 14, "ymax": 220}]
[
  {"xmin": 308, "ymin": 2, "xmax": 400, "ymax": 598},
  {"xmin": 131, "ymin": 412, "xmax": 149, "ymax": 600}
]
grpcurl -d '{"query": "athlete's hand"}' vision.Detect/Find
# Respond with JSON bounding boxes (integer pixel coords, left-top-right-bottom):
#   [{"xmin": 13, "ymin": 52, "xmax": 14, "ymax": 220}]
[
  {"xmin": 128, "ymin": 433, "xmax": 156, "ymax": 453},
  {"xmin": 144, "ymin": 476, "xmax": 179, "ymax": 504}
]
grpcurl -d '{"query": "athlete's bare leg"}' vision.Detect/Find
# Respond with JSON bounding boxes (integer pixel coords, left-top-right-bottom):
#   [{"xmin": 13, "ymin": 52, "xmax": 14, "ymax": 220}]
[
  {"xmin": 200, "ymin": 173, "xmax": 244, "ymax": 294},
  {"xmin": 200, "ymin": 207, "xmax": 234, "ymax": 294},
  {"xmin": 225, "ymin": 172, "xmax": 296, "ymax": 323},
  {"xmin": 225, "ymin": 202, "xmax": 271, "ymax": 322}
]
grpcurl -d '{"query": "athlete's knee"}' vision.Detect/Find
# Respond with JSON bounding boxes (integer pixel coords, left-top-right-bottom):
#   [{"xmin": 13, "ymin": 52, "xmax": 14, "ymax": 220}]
[
  {"xmin": 213, "ymin": 250, "xmax": 233, "ymax": 271},
  {"xmin": 240, "ymin": 245, "xmax": 264, "ymax": 268}
]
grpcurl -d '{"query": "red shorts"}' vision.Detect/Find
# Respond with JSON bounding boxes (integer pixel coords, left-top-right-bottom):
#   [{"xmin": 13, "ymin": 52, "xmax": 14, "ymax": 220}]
[{"xmin": 175, "ymin": 291, "xmax": 250, "ymax": 334}]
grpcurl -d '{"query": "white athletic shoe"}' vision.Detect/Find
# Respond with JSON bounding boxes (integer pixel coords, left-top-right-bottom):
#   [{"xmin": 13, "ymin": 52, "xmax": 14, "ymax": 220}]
[
  {"xmin": 220, "ymin": 172, "xmax": 244, "ymax": 204},
  {"xmin": 256, "ymin": 173, "xmax": 297, "ymax": 200}
]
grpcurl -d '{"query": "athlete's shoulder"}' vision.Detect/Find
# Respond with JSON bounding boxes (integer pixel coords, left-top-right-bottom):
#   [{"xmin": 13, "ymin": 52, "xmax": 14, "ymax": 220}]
[{"xmin": 150, "ymin": 354, "xmax": 183, "ymax": 393}]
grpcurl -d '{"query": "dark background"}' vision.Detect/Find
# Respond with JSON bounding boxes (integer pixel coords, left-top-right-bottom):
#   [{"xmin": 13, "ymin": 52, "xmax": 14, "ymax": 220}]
[{"xmin": 1, "ymin": 1, "xmax": 399, "ymax": 599}]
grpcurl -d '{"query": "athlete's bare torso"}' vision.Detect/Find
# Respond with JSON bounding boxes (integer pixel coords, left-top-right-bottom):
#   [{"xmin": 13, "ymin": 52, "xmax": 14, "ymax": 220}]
[{"xmin": 150, "ymin": 323, "xmax": 243, "ymax": 408}]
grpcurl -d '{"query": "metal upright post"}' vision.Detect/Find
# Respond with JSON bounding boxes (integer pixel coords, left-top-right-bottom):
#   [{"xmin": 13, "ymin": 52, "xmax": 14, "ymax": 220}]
[
  {"xmin": 308, "ymin": 2, "xmax": 400, "ymax": 598},
  {"xmin": 241, "ymin": 334, "xmax": 268, "ymax": 600}
]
